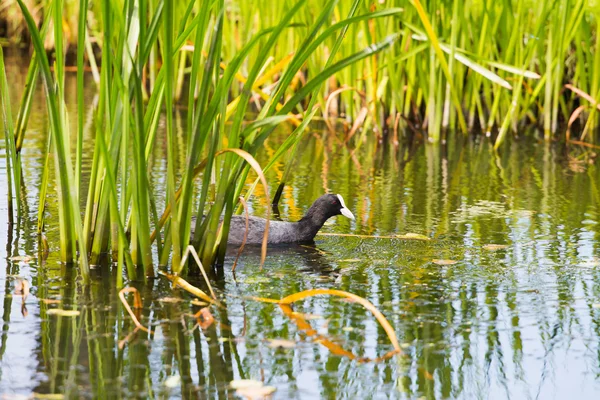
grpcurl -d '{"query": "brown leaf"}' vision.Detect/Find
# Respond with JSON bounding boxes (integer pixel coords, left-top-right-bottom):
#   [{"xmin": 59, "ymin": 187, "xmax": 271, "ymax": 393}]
[{"xmin": 196, "ymin": 307, "xmax": 214, "ymax": 330}]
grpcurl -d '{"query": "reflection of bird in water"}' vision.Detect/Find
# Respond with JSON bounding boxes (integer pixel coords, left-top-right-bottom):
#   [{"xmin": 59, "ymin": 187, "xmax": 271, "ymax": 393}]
[{"xmin": 223, "ymin": 241, "xmax": 337, "ymax": 276}]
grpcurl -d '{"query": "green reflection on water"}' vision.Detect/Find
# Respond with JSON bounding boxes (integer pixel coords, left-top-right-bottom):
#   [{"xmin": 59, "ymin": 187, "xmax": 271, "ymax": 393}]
[{"xmin": 1, "ymin": 51, "xmax": 600, "ymax": 399}]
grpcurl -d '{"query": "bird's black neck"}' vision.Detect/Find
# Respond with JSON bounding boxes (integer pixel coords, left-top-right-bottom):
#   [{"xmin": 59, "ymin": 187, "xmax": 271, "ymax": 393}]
[{"xmin": 295, "ymin": 203, "xmax": 333, "ymax": 241}]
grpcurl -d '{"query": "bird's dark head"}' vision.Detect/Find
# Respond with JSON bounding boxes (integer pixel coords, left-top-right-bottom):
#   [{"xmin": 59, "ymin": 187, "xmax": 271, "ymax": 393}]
[{"xmin": 307, "ymin": 193, "xmax": 355, "ymax": 221}]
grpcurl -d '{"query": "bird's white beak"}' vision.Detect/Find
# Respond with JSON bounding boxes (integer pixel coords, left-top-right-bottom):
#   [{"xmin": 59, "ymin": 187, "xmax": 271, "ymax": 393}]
[{"xmin": 337, "ymin": 194, "xmax": 355, "ymax": 220}]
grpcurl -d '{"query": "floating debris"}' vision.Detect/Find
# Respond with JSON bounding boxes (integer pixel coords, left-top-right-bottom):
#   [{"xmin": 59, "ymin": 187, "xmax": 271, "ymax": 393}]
[
  {"xmin": 46, "ymin": 309, "xmax": 80, "ymax": 317},
  {"xmin": 158, "ymin": 297, "xmax": 183, "ymax": 303},
  {"xmin": 10, "ymin": 255, "xmax": 32, "ymax": 263},
  {"xmin": 164, "ymin": 375, "xmax": 181, "ymax": 388},
  {"xmin": 41, "ymin": 299, "xmax": 62, "ymax": 305},
  {"xmin": 32, "ymin": 394, "xmax": 64, "ymax": 400},
  {"xmin": 195, "ymin": 307, "xmax": 214, "ymax": 330},
  {"xmin": 230, "ymin": 380, "xmax": 276, "ymax": 399},
  {"xmin": 397, "ymin": 233, "xmax": 430, "ymax": 241},
  {"xmin": 432, "ymin": 259, "xmax": 458, "ymax": 266},
  {"xmin": 267, "ymin": 339, "xmax": 296, "ymax": 349},
  {"xmin": 191, "ymin": 299, "xmax": 208, "ymax": 307},
  {"xmin": 483, "ymin": 244, "xmax": 509, "ymax": 251}
]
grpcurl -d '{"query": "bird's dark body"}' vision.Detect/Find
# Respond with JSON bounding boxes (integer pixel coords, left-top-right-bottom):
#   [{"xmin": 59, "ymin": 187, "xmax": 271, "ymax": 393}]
[
  {"xmin": 226, "ymin": 216, "xmax": 310, "ymax": 245},
  {"xmin": 192, "ymin": 194, "xmax": 354, "ymax": 245}
]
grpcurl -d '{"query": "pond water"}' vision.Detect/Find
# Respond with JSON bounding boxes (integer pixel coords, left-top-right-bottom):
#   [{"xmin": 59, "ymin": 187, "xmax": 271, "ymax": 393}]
[{"xmin": 2, "ymin": 51, "xmax": 600, "ymax": 399}]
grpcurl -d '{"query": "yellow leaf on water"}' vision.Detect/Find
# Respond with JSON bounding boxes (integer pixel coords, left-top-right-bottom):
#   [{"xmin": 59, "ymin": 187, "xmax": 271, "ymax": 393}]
[
  {"xmin": 432, "ymin": 259, "xmax": 458, "ymax": 266},
  {"xmin": 33, "ymin": 394, "xmax": 64, "ymax": 400},
  {"xmin": 191, "ymin": 299, "xmax": 208, "ymax": 307},
  {"xmin": 483, "ymin": 244, "xmax": 509, "ymax": 251},
  {"xmin": 397, "ymin": 233, "xmax": 431, "ymax": 241},
  {"xmin": 46, "ymin": 309, "xmax": 80, "ymax": 317},
  {"xmin": 267, "ymin": 339, "xmax": 296, "ymax": 349}
]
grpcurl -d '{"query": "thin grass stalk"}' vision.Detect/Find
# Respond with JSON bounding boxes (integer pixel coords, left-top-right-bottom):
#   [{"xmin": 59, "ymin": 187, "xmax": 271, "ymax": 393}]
[
  {"xmin": 76, "ymin": 0, "xmax": 89, "ymax": 197},
  {"xmin": 15, "ymin": 0, "xmax": 90, "ymax": 279},
  {"xmin": 164, "ymin": 0, "xmax": 182, "ymax": 271},
  {"xmin": 13, "ymin": 4, "xmax": 54, "ymax": 153},
  {"xmin": 0, "ymin": 47, "xmax": 22, "ymax": 220}
]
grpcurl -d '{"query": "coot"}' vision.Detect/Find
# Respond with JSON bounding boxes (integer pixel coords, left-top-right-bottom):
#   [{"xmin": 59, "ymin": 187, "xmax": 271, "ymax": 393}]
[{"xmin": 209, "ymin": 194, "xmax": 355, "ymax": 245}]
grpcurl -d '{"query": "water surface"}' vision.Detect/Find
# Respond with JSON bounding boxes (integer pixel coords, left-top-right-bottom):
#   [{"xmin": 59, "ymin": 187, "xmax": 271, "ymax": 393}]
[{"xmin": 1, "ymin": 51, "xmax": 600, "ymax": 399}]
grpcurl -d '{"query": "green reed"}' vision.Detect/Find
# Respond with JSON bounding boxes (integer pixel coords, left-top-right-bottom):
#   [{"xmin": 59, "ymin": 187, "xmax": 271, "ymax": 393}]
[
  {"xmin": 1, "ymin": 0, "xmax": 598, "ymax": 283},
  {"xmin": 0, "ymin": 0, "xmax": 400, "ymax": 282}
]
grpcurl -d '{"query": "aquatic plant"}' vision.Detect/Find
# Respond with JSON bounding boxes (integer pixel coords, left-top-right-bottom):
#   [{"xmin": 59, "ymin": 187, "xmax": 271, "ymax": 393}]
[
  {"xmin": 2, "ymin": 0, "xmax": 598, "ymax": 146},
  {"xmin": 0, "ymin": 0, "xmax": 401, "ymax": 282}
]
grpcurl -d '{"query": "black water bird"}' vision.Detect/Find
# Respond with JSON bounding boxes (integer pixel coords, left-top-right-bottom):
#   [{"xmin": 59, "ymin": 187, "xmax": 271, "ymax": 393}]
[{"xmin": 198, "ymin": 194, "xmax": 355, "ymax": 245}]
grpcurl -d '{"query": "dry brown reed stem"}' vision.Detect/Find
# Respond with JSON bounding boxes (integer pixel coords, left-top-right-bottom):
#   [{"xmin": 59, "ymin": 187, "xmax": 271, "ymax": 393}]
[
  {"xmin": 218, "ymin": 148, "xmax": 270, "ymax": 268},
  {"xmin": 567, "ymin": 105, "xmax": 587, "ymax": 141},
  {"xmin": 118, "ymin": 287, "xmax": 152, "ymax": 334},
  {"xmin": 118, "ymin": 327, "xmax": 140, "ymax": 350},
  {"xmin": 324, "ymin": 86, "xmax": 356, "ymax": 133},
  {"xmin": 251, "ymin": 288, "xmax": 402, "ymax": 361},
  {"xmin": 317, "ymin": 232, "xmax": 430, "ymax": 240},
  {"xmin": 567, "ymin": 140, "xmax": 600, "ymax": 150},
  {"xmin": 180, "ymin": 245, "xmax": 216, "ymax": 299},
  {"xmin": 345, "ymin": 106, "xmax": 368, "ymax": 143},
  {"xmin": 279, "ymin": 304, "xmax": 400, "ymax": 362},
  {"xmin": 565, "ymin": 84, "xmax": 600, "ymax": 111},
  {"xmin": 232, "ymin": 196, "xmax": 250, "ymax": 272},
  {"xmin": 159, "ymin": 270, "xmax": 221, "ymax": 307}
]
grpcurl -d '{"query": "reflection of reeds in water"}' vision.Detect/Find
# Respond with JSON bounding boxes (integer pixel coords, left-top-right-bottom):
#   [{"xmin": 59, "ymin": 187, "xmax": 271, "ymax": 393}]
[{"xmin": 1, "ymin": 139, "xmax": 599, "ymax": 397}]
